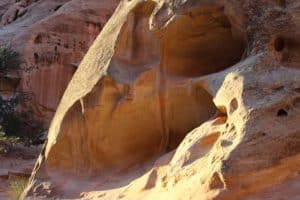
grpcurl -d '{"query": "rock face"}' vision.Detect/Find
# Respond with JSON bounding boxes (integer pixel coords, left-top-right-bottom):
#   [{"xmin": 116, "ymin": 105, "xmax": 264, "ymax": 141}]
[
  {"xmin": 0, "ymin": 0, "xmax": 119, "ymax": 125},
  {"xmin": 24, "ymin": 0, "xmax": 300, "ymax": 199}
]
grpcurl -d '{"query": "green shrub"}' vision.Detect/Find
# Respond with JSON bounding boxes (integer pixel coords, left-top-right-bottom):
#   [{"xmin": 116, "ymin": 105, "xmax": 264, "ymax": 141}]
[
  {"xmin": 0, "ymin": 97, "xmax": 21, "ymax": 137},
  {"xmin": 0, "ymin": 131, "xmax": 20, "ymax": 155},
  {"xmin": 0, "ymin": 96, "xmax": 44, "ymax": 147},
  {"xmin": 0, "ymin": 131, "xmax": 20, "ymax": 145},
  {"xmin": 0, "ymin": 45, "xmax": 21, "ymax": 72}
]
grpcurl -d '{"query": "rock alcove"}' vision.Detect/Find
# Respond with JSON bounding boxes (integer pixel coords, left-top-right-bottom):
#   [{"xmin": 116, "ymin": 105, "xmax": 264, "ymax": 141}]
[{"xmin": 44, "ymin": 1, "xmax": 245, "ymax": 178}]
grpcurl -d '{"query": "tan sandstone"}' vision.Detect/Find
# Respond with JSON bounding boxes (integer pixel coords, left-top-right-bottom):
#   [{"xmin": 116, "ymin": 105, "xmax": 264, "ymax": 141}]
[
  {"xmin": 0, "ymin": 0, "xmax": 119, "ymax": 125},
  {"xmin": 21, "ymin": 0, "xmax": 300, "ymax": 199}
]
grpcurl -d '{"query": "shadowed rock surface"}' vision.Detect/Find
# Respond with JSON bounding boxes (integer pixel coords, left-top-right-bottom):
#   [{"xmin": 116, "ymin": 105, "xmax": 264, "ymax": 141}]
[
  {"xmin": 0, "ymin": 0, "xmax": 119, "ymax": 126},
  {"xmin": 21, "ymin": 0, "xmax": 300, "ymax": 199}
]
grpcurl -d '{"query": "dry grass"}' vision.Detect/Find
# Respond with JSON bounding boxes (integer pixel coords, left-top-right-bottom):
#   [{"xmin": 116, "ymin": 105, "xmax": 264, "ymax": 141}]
[{"xmin": 7, "ymin": 178, "xmax": 28, "ymax": 200}]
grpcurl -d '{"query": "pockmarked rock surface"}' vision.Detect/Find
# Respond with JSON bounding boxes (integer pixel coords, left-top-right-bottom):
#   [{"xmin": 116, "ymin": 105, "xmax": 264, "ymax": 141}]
[
  {"xmin": 24, "ymin": 0, "xmax": 300, "ymax": 199},
  {"xmin": 0, "ymin": 0, "xmax": 119, "ymax": 125}
]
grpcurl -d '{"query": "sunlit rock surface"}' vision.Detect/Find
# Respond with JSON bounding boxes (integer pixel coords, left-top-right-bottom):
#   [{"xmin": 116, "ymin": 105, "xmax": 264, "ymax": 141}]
[{"xmin": 23, "ymin": 0, "xmax": 300, "ymax": 199}]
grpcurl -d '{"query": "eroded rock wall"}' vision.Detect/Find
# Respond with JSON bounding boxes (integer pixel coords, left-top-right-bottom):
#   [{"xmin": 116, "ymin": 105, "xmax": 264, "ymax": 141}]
[
  {"xmin": 0, "ymin": 0, "xmax": 119, "ymax": 125},
  {"xmin": 24, "ymin": 0, "xmax": 300, "ymax": 199}
]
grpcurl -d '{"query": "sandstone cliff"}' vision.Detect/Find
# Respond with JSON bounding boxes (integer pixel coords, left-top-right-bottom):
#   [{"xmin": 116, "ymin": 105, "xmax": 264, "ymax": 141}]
[
  {"xmin": 0, "ymin": 0, "xmax": 119, "ymax": 125},
  {"xmin": 23, "ymin": 0, "xmax": 300, "ymax": 199}
]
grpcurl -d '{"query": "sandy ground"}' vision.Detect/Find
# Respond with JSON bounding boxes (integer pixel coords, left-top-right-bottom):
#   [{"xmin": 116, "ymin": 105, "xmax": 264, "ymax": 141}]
[{"xmin": 0, "ymin": 145, "xmax": 40, "ymax": 199}]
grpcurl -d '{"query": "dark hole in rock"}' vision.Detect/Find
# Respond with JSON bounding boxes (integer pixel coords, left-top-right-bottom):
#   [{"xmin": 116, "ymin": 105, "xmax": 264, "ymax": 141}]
[
  {"xmin": 13, "ymin": 9, "xmax": 19, "ymax": 21},
  {"xmin": 229, "ymin": 98, "xmax": 238, "ymax": 113},
  {"xmin": 54, "ymin": 4, "xmax": 62, "ymax": 12},
  {"xmin": 274, "ymin": 37, "xmax": 285, "ymax": 52},
  {"xmin": 34, "ymin": 34, "xmax": 42, "ymax": 44},
  {"xmin": 34, "ymin": 53, "xmax": 39, "ymax": 63},
  {"xmin": 220, "ymin": 139, "xmax": 232, "ymax": 147},
  {"xmin": 277, "ymin": 109, "xmax": 288, "ymax": 117}
]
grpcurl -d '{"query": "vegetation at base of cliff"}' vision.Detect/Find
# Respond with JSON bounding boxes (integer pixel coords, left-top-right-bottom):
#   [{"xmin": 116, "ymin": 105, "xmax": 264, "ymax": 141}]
[
  {"xmin": 0, "ymin": 97, "xmax": 20, "ymax": 136},
  {"xmin": 7, "ymin": 178, "xmax": 28, "ymax": 200},
  {"xmin": 0, "ymin": 44, "xmax": 44, "ymax": 151},
  {"xmin": 0, "ymin": 97, "xmax": 22, "ymax": 135},
  {"xmin": 0, "ymin": 97, "xmax": 45, "ymax": 152},
  {"xmin": 0, "ymin": 131, "xmax": 20, "ymax": 155},
  {"xmin": 0, "ymin": 45, "xmax": 21, "ymax": 72}
]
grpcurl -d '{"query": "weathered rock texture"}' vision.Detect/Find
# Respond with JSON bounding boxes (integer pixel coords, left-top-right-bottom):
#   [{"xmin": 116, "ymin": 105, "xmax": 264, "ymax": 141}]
[
  {"xmin": 24, "ymin": 0, "xmax": 300, "ymax": 199},
  {"xmin": 0, "ymin": 0, "xmax": 119, "ymax": 125}
]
